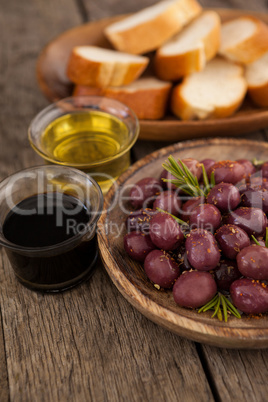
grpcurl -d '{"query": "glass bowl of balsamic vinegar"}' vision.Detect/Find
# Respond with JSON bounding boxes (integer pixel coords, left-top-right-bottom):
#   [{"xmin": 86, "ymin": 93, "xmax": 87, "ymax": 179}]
[
  {"xmin": 28, "ymin": 96, "xmax": 139, "ymax": 195},
  {"xmin": 0, "ymin": 165, "xmax": 103, "ymax": 292}
]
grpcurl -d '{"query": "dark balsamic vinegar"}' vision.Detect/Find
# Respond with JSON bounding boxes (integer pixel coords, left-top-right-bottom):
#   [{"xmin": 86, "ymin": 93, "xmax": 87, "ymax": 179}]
[{"xmin": 3, "ymin": 192, "xmax": 97, "ymax": 291}]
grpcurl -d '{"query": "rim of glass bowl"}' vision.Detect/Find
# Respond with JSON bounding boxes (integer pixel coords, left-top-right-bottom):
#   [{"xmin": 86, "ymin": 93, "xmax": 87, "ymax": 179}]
[
  {"xmin": 28, "ymin": 96, "xmax": 140, "ymax": 168},
  {"xmin": 0, "ymin": 165, "xmax": 103, "ymax": 253}
]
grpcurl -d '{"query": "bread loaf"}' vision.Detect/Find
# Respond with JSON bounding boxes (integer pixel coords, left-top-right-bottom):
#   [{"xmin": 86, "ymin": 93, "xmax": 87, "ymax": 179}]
[
  {"xmin": 104, "ymin": 0, "xmax": 202, "ymax": 55},
  {"xmin": 73, "ymin": 77, "xmax": 172, "ymax": 120},
  {"xmin": 66, "ymin": 46, "xmax": 149, "ymax": 87},
  {"xmin": 245, "ymin": 51, "xmax": 268, "ymax": 107},
  {"xmin": 171, "ymin": 57, "xmax": 247, "ymax": 120},
  {"xmin": 219, "ymin": 16, "xmax": 268, "ymax": 64},
  {"xmin": 154, "ymin": 10, "xmax": 220, "ymax": 81}
]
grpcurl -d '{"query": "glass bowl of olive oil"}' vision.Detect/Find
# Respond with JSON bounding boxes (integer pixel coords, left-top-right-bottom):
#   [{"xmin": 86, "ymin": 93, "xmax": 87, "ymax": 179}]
[{"xmin": 28, "ymin": 96, "xmax": 139, "ymax": 194}]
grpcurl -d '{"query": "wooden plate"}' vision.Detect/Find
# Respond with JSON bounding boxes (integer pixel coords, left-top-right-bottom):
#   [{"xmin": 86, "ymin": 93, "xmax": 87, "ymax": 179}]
[
  {"xmin": 36, "ymin": 9, "xmax": 268, "ymax": 141},
  {"xmin": 97, "ymin": 138, "xmax": 268, "ymax": 348}
]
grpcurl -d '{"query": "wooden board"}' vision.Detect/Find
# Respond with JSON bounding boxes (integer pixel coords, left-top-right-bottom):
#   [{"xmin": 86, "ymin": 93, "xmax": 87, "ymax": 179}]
[
  {"xmin": 97, "ymin": 138, "xmax": 268, "ymax": 348},
  {"xmin": 36, "ymin": 8, "xmax": 268, "ymax": 141}
]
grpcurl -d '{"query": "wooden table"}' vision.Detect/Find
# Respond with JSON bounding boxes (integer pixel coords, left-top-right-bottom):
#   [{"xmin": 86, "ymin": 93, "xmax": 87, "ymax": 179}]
[{"xmin": 1, "ymin": 0, "xmax": 268, "ymax": 400}]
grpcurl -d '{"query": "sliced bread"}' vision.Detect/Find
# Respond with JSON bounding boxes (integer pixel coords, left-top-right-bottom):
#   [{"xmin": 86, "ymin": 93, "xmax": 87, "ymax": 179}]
[
  {"xmin": 73, "ymin": 77, "xmax": 172, "ymax": 120},
  {"xmin": 154, "ymin": 10, "xmax": 220, "ymax": 81},
  {"xmin": 66, "ymin": 46, "xmax": 149, "ymax": 87},
  {"xmin": 171, "ymin": 57, "xmax": 247, "ymax": 120},
  {"xmin": 104, "ymin": 0, "xmax": 202, "ymax": 55},
  {"xmin": 245, "ymin": 51, "xmax": 268, "ymax": 107},
  {"xmin": 219, "ymin": 16, "xmax": 268, "ymax": 64}
]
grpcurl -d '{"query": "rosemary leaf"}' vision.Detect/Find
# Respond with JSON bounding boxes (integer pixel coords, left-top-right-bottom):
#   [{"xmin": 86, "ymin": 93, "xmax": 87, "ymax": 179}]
[
  {"xmin": 217, "ymin": 306, "xmax": 223, "ymax": 321},
  {"xmin": 198, "ymin": 295, "xmax": 218, "ymax": 313},
  {"xmin": 210, "ymin": 171, "xmax": 215, "ymax": 187},
  {"xmin": 162, "ymin": 155, "xmax": 205, "ymax": 197},
  {"xmin": 199, "ymin": 293, "xmax": 241, "ymax": 322},
  {"xmin": 252, "ymin": 158, "xmax": 265, "ymax": 167},
  {"xmin": 169, "ymin": 156, "xmax": 186, "ymax": 177},
  {"xmin": 225, "ymin": 298, "xmax": 241, "ymax": 319},
  {"xmin": 211, "ymin": 297, "xmax": 221, "ymax": 318},
  {"xmin": 156, "ymin": 208, "xmax": 188, "ymax": 227},
  {"xmin": 251, "ymin": 235, "xmax": 261, "ymax": 246},
  {"xmin": 201, "ymin": 163, "xmax": 210, "ymax": 195},
  {"xmin": 220, "ymin": 295, "xmax": 228, "ymax": 323},
  {"xmin": 203, "ymin": 299, "xmax": 218, "ymax": 312},
  {"xmin": 178, "ymin": 159, "xmax": 197, "ymax": 187}
]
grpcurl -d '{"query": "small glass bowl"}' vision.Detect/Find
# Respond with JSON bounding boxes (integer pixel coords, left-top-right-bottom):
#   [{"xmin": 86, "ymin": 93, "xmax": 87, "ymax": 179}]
[
  {"xmin": 28, "ymin": 96, "xmax": 140, "ymax": 195},
  {"xmin": 0, "ymin": 165, "xmax": 103, "ymax": 292}
]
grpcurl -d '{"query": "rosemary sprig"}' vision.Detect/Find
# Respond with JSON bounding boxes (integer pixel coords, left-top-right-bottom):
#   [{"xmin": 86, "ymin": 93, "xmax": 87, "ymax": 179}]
[
  {"xmin": 251, "ymin": 235, "xmax": 262, "ymax": 246},
  {"xmin": 156, "ymin": 207, "xmax": 188, "ymax": 227},
  {"xmin": 198, "ymin": 292, "xmax": 241, "ymax": 322},
  {"xmin": 251, "ymin": 228, "xmax": 268, "ymax": 247},
  {"xmin": 162, "ymin": 156, "xmax": 214, "ymax": 197},
  {"xmin": 252, "ymin": 158, "xmax": 265, "ymax": 167}
]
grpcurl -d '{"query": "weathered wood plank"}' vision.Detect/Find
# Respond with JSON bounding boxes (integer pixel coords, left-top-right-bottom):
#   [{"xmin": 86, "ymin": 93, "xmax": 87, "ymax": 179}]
[
  {"xmin": 197, "ymin": 1, "xmax": 268, "ymax": 401},
  {"xmin": 1, "ymin": 257, "xmax": 213, "ymax": 401},
  {"xmin": 200, "ymin": 346, "xmax": 268, "ymax": 402},
  {"xmin": 0, "ymin": 0, "xmax": 213, "ymax": 401},
  {"xmin": 0, "ymin": 0, "xmax": 82, "ymax": 180}
]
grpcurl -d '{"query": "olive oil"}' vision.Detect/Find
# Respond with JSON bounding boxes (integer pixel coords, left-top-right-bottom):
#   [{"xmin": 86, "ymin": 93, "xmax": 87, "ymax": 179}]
[{"xmin": 40, "ymin": 111, "xmax": 131, "ymax": 194}]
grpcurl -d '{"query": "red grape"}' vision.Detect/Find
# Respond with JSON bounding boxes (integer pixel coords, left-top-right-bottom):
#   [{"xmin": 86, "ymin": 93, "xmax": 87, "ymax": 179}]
[
  {"xmin": 173, "ymin": 271, "xmax": 217, "ymax": 308},
  {"xmin": 124, "ymin": 232, "xmax": 155, "ymax": 261},
  {"xmin": 189, "ymin": 203, "xmax": 221, "ymax": 232},
  {"xmin": 214, "ymin": 259, "xmax": 241, "ymax": 290},
  {"xmin": 153, "ymin": 190, "xmax": 182, "ymax": 216},
  {"xmin": 236, "ymin": 159, "xmax": 256, "ymax": 178},
  {"xmin": 208, "ymin": 160, "xmax": 245, "ymax": 184},
  {"xmin": 240, "ymin": 186, "xmax": 268, "ymax": 213},
  {"xmin": 207, "ymin": 182, "xmax": 241, "ymax": 212},
  {"xmin": 129, "ymin": 177, "xmax": 162, "ymax": 209},
  {"xmin": 185, "ymin": 228, "xmax": 221, "ymax": 271},
  {"xmin": 237, "ymin": 245, "xmax": 268, "ymax": 280},
  {"xmin": 215, "ymin": 224, "xmax": 250, "ymax": 260},
  {"xmin": 159, "ymin": 169, "xmax": 177, "ymax": 191},
  {"xmin": 125, "ymin": 208, "xmax": 155, "ymax": 233},
  {"xmin": 180, "ymin": 197, "xmax": 202, "ymax": 222},
  {"xmin": 150, "ymin": 212, "xmax": 184, "ymax": 251},
  {"xmin": 226, "ymin": 207, "xmax": 267, "ymax": 237},
  {"xmin": 144, "ymin": 250, "xmax": 180, "ymax": 288},
  {"xmin": 230, "ymin": 278, "xmax": 268, "ymax": 314},
  {"xmin": 261, "ymin": 162, "xmax": 268, "ymax": 179}
]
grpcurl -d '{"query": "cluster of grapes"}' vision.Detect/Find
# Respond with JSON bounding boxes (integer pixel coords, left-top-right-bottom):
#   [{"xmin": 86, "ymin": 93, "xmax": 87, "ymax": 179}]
[{"xmin": 123, "ymin": 156, "xmax": 268, "ymax": 321}]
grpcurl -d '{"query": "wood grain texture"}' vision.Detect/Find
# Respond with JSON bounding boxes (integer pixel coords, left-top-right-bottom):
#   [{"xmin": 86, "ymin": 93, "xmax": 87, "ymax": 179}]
[
  {"xmin": 200, "ymin": 346, "xmax": 268, "ymax": 401},
  {"xmin": 0, "ymin": 0, "xmax": 213, "ymax": 401},
  {"xmin": 1, "ymin": 0, "xmax": 268, "ymax": 400},
  {"xmin": 0, "ymin": 258, "xmax": 213, "ymax": 401}
]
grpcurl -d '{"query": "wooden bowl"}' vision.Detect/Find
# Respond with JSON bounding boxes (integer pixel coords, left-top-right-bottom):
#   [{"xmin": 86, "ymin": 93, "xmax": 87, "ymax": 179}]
[
  {"xmin": 97, "ymin": 138, "xmax": 268, "ymax": 348},
  {"xmin": 36, "ymin": 9, "xmax": 268, "ymax": 141}
]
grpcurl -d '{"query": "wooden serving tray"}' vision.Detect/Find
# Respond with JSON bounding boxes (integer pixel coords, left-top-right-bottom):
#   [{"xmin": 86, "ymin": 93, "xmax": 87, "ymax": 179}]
[
  {"xmin": 97, "ymin": 138, "xmax": 268, "ymax": 348},
  {"xmin": 36, "ymin": 9, "xmax": 268, "ymax": 141}
]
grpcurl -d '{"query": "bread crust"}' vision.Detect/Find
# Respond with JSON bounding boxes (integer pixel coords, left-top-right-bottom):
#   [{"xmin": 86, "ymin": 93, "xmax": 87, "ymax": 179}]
[
  {"xmin": 104, "ymin": 0, "xmax": 202, "ymax": 55},
  {"xmin": 155, "ymin": 47, "xmax": 204, "ymax": 81},
  {"xmin": 219, "ymin": 16, "xmax": 268, "ymax": 64},
  {"xmin": 73, "ymin": 81, "xmax": 172, "ymax": 120},
  {"xmin": 154, "ymin": 11, "xmax": 220, "ymax": 80},
  {"xmin": 248, "ymin": 83, "xmax": 268, "ymax": 107},
  {"xmin": 66, "ymin": 47, "xmax": 149, "ymax": 87},
  {"xmin": 170, "ymin": 59, "xmax": 247, "ymax": 120}
]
